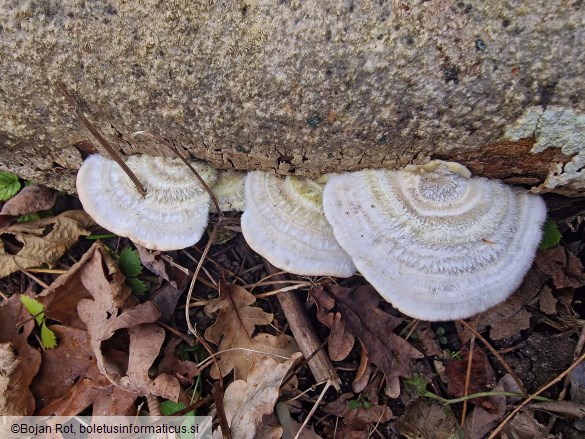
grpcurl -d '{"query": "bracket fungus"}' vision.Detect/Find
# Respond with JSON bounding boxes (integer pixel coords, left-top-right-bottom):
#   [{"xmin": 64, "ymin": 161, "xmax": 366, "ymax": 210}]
[
  {"xmin": 77, "ymin": 154, "xmax": 217, "ymax": 251},
  {"xmin": 241, "ymin": 171, "xmax": 356, "ymax": 277},
  {"xmin": 210, "ymin": 170, "xmax": 246, "ymax": 212},
  {"xmin": 323, "ymin": 160, "xmax": 547, "ymax": 321}
]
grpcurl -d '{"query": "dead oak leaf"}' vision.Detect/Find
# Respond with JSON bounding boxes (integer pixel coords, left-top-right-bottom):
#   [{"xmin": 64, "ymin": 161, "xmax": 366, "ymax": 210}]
[
  {"xmin": 44, "ymin": 242, "xmax": 178, "ymax": 401},
  {"xmin": 212, "ymin": 353, "xmax": 303, "ymax": 439},
  {"xmin": 310, "ymin": 284, "xmax": 423, "ymax": 398},
  {"xmin": 0, "ymin": 210, "xmax": 93, "ymax": 279},
  {"xmin": 158, "ymin": 337, "xmax": 201, "ymax": 387},
  {"xmin": 323, "ymin": 393, "xmax": 392, "ymax": 437},
  {"xmin": 535, "ymin": 246, "xmax": 585, "ymax": 289},
  {"xmin": 0, "ymin": 293, "xmax": 42, "ymax": 415},
  {"xmin": 31, "ymin": 325, "xmax": 137, "ymax": 416},
  {"xmin": 39, "ymin": 362, "xmax": 137, "ymax": 416},
  {"xmin": 0, "ymin": 185, "xmax": 56, "ymax": 217},
  {"xmin": 31, "ymin": 325, "xmax": 94, "ymax": 413},
  {"xmin": 205, "ymin": 282, "xmax": 299, "ymax": 379},
  {"xmin": 445, "ymin": 346, "xmax": 496, "ymax": 409},
  {"xmin": 464, "ymin": 374, "xmax": 520, "ymax": 439},
  {"xmin": 460, "ymin": 266, "xmax": 549, "ymax": 341},
  {"xmin": 38, "ymin": 241, "xmax": 130, "ymax": 329},
  {"xmin": 398, "ymin": 399, "xmax": 463, "ymax": 439}
]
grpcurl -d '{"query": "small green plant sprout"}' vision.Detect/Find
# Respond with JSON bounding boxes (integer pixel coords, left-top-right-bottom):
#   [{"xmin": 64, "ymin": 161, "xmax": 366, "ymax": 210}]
[
  {"xmin": 20, "ymin": 295, "xmax": 57, "ymax": 349},
  {"xmin": 348, "ymin": 393, "xmax": 373, "ymax": 410},
  {"xmin": 0, "ymin": 171, "xmax": 21, "ymax": 201},
  {"xmin": 436, "ymin": 326, "xmax": 448, "ymax": 345},
  {"xmin": 404, "ymin": 374, "xmax": 429, "ymax": 397},
  {"xmin": 539, "ymin": 219, "xmax": 561, "ymax": 250},
  {"xmin": 117, "ymin": 247, "xmax": 147, "ymax": 296}
]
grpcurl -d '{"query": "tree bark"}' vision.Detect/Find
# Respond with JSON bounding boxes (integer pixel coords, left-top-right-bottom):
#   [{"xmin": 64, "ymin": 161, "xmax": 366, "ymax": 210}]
[{"xmin": 0, "ymin": 1, "xmax": 583, "ymax": 194}]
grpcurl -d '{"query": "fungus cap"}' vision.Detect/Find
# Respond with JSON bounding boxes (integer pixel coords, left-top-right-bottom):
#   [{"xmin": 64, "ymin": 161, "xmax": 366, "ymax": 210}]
[
  {"xmin": 241, "ymin": 171, "xmax": 356, "ymax": 277},
  {"xmin": 210, "ymin": 170, "xmax": 246, "ymax": 212},
  {"xmin": 323, "ymin": 160, "xmax": 546, "ymax": 321},
  {"xmin": 76, "ymin": 154, "xmax": 217, "ymax": 251}
]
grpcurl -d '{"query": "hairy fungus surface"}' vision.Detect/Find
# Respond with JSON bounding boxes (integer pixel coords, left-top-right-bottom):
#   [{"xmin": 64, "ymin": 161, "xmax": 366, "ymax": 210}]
[
  {"xmin": 323, "ymin": 160, "xmax": 547, "ymax": 321},
  {"xmin": 241, "ymin": 171, "xmax": 356, "ymax": 277},
  {"xmin": 210, "ymin": 170, "xmax": 246, "ymax": 212},
  {"xmin": 76, "ymin": 154, "xmax": 217, "ymax": 251}
]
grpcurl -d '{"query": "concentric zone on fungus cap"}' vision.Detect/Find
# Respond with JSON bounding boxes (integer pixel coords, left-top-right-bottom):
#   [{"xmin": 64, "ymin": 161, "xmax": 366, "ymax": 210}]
[
  {"xmin": 76, "ymin": 154, "xmax": 217, "ymax": 251},
  {"xmin": 241, "ymin": 171, "xmax": 356, "ymax": 277},
  {"xmin": 323, "ymin": 160, "xmax": 547, "ymax": 321}
]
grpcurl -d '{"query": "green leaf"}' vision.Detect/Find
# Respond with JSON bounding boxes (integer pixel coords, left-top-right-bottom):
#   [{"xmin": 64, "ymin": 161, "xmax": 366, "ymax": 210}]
[
  {"xmin": 41, "ymin": 322, "xmax": 58, "ymax": 349},
  {"xmin": 539, "ymin": 219, "xmax": 561, "ymax": 250},
  {"xmin": 363, "ymin": 401, "xmax": 373, "ymax": 409},
  {"xmin": 348, "ymin": 399, "xmax": 362, "ymax": 409},
  {"xmin": 0, "ymin": 172, "xmax": 21, "ymax": 201},
  {"xmin": 404, "ymin": 374, "xmax": 428, "ymax": 396},
  {"xmin": 118, "ymin": 247, "xmax": 143, "ymax": 278},
  {"xmin": 20, "ymin": 295, "xmax": 45, "ymax": 326},
  {"xmin": 17, "ymin": 213, "xmax": 41, "ymax": 223},
  {"xmin": 160, "ymin": 400, "xmax": 194, "ymax": 416},
  {"xmin": 126, "ymin": 277, "xmax": 147, "ymax": 296}
]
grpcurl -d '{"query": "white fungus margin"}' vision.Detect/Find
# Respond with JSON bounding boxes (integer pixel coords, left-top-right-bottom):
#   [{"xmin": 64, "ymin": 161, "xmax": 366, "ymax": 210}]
[
  {"xmin": 323, "ymin": 160, "xmax": 547, "ymax": 321},
  {"xmin": 76, "ymin": 154, "xmax": 217, "ymax": 251},
  {"xmin": 241, "ymin": 171, "xmax": 356, "ymax": 277}
]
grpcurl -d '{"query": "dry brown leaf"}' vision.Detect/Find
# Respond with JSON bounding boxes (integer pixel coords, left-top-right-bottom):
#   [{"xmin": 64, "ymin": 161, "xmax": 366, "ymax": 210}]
[
  {"xmin": 464, "ymin": 374, "xmax": 522, "ymax": 439},
  {"xmin": 39, "ymin": 242, "xmax": 129, "ymax": 329},
  {"xmin": 38, "ymin": 241, "xmax": 179, "ymax": 401},
  {"xmin": 158, "ymin": 337, "xmax": 201, "ymax": 387},
  {"xmin": 322, "ymin": 393, "xmax": 392, "ymax": 438},
  {"xmin": 289, "ymin": 421, "xmax": 323, "ymax": 438},
  {"xmin": 205, "ymin": 282, "xmax": 299, "ymax": 379},
  {"xmin": 462, "ymin": 266, "xmax": 549, "ymax": 341},
  {"xmin": 310, "ymin": 284, "xmax": 423, "ymax": 398},
  {"xmin": 0, "ymin": 210, "xmax": 93, "ymax": 279},
  {"xmin": 31, "ymin": 325, "xmax": 95, "ymax": 413},
  {"xmin": 39, "ymin": 362, "xmax": 138, "ymax": 416},
  {"xmin": 414, "ymin": 322, "xmax": 442, "ymax": 357},
  {"xmin": 502, "ymin": 412, "xmax": 560, "ymax": 439},
  {"xmin": 397, "ymin": 399, "xmax": 463, "ymax": 439},
  {"xmin": 527, "ymin": 401, "xmax": 585, "ymax": 421},
  {"xmin": 445, "ymin": 346, "xmax": 496, "ymax": 409},
  {"xmin": 0, "ymin": 185, "xmax": 56, "ymax": 216},
  {"xmin": 535, "ymin": 246, "xmax": 585, "ymax": 289},
  {"xmin": 212, "ymin": 353, "xmax": 302, "ymax": 439},
  {"xmin": 0, "ymin": 293, "xmax": 41, "ymax": 415},
  {"xmin": 569, "ymin": 361, "xmax": 585, "ymax": 430},
  {"xmin": 311, "ymin": 286, "xmax": 355, "ymax": 361},
  {"xmin": 31, "ymin": 325, "xmax": 137, "ymax": 416}
]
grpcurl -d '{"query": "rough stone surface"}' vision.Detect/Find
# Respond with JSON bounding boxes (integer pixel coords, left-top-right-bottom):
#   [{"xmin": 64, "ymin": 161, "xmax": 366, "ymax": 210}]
[{"xmin": 0, "ymin": 0, "xmax": 583, "ymax": 194}]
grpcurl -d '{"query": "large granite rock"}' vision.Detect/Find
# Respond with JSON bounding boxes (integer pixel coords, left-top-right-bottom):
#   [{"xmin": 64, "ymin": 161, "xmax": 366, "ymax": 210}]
[{"xmin": 0, "ymin": 0, "xmax": 583, "ymax": 194}]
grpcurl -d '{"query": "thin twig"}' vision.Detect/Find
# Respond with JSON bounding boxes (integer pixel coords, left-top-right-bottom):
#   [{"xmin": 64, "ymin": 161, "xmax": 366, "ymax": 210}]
[
  {"xmin": 133, "ymin": 130, "xmax": 222, "ymax": 214},
  {"xmin": 487, "ymin": 351, "xmax": 585, "ymax": 439},
  {"xmin": 25, "ymin": 268, "xmax": 68, "ymax": 274},
  {"xmin": 293, "ymin": 380, "xmax": 332, "ymax": 439},
  {"xmin": 55, "ymin": 81, "xmax": 146, "ymax": 196},
  {"xmin": 189, "ymin": 246, "xmax": 247, "ymax": 285},
  {"xmin": 460, "ymin": 334, "xmax": 476, "ymax": 427},
  {"xmin": 22, "ymin": 271, "xmax": 50, "ymax": 289},
  {"xmin": 156, "ymin": 320, "xmax": 195, "ymax": 347},
  {"xmin": 196, "ymin": 347, "xmax": 291, "ymax": 370},
  {"xmin": 459, "ymin": 319, "xmax": 528, "ymax": 398},
  {"xmin": 212, "ymin": 382, "xmax": 232, "ymax": 439}
]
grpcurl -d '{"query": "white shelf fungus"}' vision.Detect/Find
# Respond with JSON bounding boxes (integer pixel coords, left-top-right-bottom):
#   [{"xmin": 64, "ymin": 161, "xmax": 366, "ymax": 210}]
[
  {"xmin": 241, "ymin": 171, "xmax": 356, "ymax": 277},
  {"xmin": 77, "ymin": 154, "xmax": 217, "ymax": 251},
  {"xmin": 323, "ymin": 160, "xmax": 547, "ymax": 321},
  {"xmin": 210, "ymin": 170, "xmax": 246, "ymax": 212}
]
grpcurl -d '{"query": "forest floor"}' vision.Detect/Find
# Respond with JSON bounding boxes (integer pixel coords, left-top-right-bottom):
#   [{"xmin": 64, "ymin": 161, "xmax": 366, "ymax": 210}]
[{"xmin": 0, "ymin": 177, "xmax": 584, "ymax": 439}]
